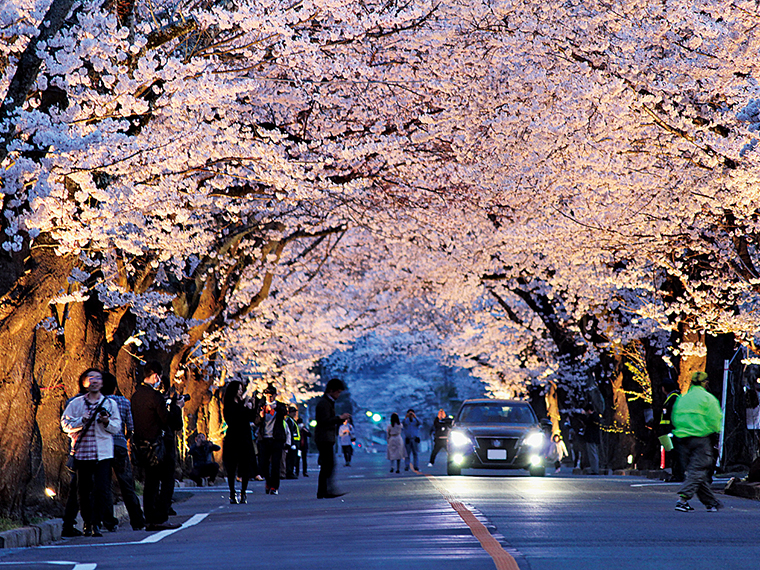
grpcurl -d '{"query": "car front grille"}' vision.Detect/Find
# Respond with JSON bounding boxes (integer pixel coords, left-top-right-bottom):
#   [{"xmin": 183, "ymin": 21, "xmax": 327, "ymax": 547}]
[{"xmin": 474, "ymin": 437, "xmax": 519, "ymax": 462}]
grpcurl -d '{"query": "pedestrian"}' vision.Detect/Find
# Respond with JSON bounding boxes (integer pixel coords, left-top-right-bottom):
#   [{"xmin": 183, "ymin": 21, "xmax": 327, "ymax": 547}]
[
  {"xmin": 658, "ymin": 375, "xmax": 684, "ymax": 482},
  {"xmin": 581, "ymin": 404, "xmax": 600, "ymax": 474},
  {"xmin": 61, "ymin": 382, "xmax": 87, "ymax": 538},
  {"xmin": 386, "ymin": 413, "xmax": 406, "ymax": 473},
  {"xmin": 61, "ymin": 368, "xmax": 121, "ymax": 537},
  {"xmin": 131, "ymin": 361, "xmax": 184, "ymax": 531},
  {"xmin": 672, "ymin": 371, "xmax": 723, "ymax": 512},
  {"xmin": 101, "ymin": 372, "xmax": 145, "ymax": 531},
  {"xmin": 296, "ymin": 414, "xmax": 311, "ymax": 477},
  {"xmin": 338, "ymin": 419, "xmax": 355, "ymax": 466},
  {"xmin": 188, "ymin": 432, "xmax": 221, "ymax": 487},
  {"xmin": 315, "ymin": 378, "xmax": 351, "ymax": 498},
  {"xmin": 427, "ymin": 409, "xmax": 451, "ymax": 467},
  {"xmin": 402, "ymin": 408, "xmax": 422, "ymax": 472},
  {"xmin": 223, "ymin": 380, "xmax": 257, "ymax": 502},
  {"xmin": 254, "ymin": 382, "xmax": 288, "ymax": 496},
  {"xmin": 285, "ymin": 406, "xmax": 301, "ymax": 479},
  {"xmin": 550, "ymin": 433, "xmax": 569, "ymax": 473}
]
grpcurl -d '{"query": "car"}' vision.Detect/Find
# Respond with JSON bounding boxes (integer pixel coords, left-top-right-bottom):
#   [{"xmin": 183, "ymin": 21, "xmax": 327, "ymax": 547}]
[{"xmin": 446, "ymin": 399, "xmax": 546, "ymax": 476}]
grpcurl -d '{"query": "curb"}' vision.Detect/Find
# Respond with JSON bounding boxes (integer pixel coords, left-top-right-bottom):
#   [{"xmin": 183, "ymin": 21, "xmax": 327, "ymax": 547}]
[
  {"xmin": 0, "ymin": 519, "xmax": 62, "ymax": 549},
  {"xmin": 724, "ymin": 478, "xmax": 760, "ymax": 501}
]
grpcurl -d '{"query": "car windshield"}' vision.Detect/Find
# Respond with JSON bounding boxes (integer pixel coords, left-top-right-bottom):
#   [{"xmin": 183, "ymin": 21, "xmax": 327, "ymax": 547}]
[{"xmin": 457, "ymin": 404, "xmax": 535, "ymax": 425}]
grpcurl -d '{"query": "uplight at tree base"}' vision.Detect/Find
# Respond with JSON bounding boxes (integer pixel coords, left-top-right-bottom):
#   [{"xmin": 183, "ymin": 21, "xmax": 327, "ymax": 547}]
[{"xmin": 44, "ymin": 488, "xmax": 56, "ymax": 498}]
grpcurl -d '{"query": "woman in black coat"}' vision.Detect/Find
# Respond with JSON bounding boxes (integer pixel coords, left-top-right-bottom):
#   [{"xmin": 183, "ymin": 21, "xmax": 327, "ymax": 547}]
[{"xmin": 223, "ymin": 381, "xmax": 256, "ymax": 504}]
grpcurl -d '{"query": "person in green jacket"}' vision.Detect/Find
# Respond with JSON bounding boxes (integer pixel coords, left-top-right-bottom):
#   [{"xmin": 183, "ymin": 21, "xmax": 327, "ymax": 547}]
[{"xmin": 671, "ymin": 371, "xmax": 723, "ymax": 512}]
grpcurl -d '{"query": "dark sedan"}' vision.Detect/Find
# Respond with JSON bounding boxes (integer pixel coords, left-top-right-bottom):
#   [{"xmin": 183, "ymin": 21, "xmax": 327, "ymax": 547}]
[{"xmin": 446, "ymin": 399, "xmax": 546, "ymax": 476}]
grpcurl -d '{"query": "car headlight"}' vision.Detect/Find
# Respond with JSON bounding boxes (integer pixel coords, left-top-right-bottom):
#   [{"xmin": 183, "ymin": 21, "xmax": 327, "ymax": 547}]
[
  {"xmin": 525, "ymin": 432, "xmax": 545, "ymax": 448},
  {"xmin": 449, "ymin": 431, "xmax": 472, "ymax": 447}
]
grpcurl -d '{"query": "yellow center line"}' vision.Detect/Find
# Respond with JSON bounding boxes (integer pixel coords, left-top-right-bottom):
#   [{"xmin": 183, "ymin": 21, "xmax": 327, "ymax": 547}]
[{"xmin": 423, "ymin": 474, "xmax": 521, "ymax": 570}]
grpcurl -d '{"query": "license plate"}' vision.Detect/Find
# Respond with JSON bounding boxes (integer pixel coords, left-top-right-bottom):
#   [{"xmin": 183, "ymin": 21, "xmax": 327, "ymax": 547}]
[{"xmin": 487, "ymin": 449, "xmax": 507, "ymax": 460}]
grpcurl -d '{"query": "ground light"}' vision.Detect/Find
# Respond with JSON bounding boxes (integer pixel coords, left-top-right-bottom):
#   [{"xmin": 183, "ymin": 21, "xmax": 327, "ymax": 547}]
[
  {"xmin": 45, "ymin": 488, "xmax": 56, "ymax": 498},
  {"xmin": 309, "ymin": 420, "xmax": 317, "ymax": 427},
  {"xmin": 372, "ymin": 413, "xmax": 382, "ymax": 423}
]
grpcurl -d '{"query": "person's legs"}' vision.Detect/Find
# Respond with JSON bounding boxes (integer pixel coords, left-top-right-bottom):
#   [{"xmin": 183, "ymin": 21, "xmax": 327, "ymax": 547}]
[
  {"xmin": 410, "ymin": 439, "xmax": 420, "ymax": 470},
  {"xmin": 677, "ymin": 437, "xmax": 699, "ymax": 505},
  {"xmin": 62, "ymin": 468, "xmax": 80, "ymax": 533},
  {"xmin": 142, "ymin": 464, "xmax": 161, "ymax": 524},
  {"xmin": 429, "ymin": 439, "xmax": 445, "ymax": 465},
  {"xmin": 75, "ymin": 460, "xmax": 100, "ymax": 535},
  {"xmin": 317, "ymin": 441, "xmax": 336, "ymax": 497},
  {"xmin": 224, "ymin": 457, "xmax": 238, "ymax": 500},
  {"xmin": 112, "ymin": 445, "xmax": 144, "ymax": 529},
  {"xmin": 156, "ymin": 454, "xmax": 175, "ymax": 523},
  {"xmin": 586, "ymin": 442, "xmax": 600, "ymax": 474},
  {"xmin": 92, "ymin": 459, "xmax": 112, "ymax": 531},
  {"xmin": 270, "ymin": 443, "xmax": 282, "ymax": 491},
  {"xmin": 404, "ymin": 439, "xmax": 413, "ymax": 470}
]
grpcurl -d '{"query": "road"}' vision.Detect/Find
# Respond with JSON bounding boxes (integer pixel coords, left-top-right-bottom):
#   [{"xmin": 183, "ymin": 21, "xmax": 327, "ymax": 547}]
[{"xmin": 1, "ymin": 453, "xmax": 758, "ymax": 570}]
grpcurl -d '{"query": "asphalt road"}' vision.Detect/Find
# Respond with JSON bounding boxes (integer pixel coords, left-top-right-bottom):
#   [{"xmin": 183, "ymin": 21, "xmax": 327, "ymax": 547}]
[{"xmin": 1, "ymin": 453, "xmax": 758, "ymax": 570}]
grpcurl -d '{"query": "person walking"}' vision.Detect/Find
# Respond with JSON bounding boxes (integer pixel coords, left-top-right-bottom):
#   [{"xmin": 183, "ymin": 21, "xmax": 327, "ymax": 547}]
[
  {"xmin": 672, "ymin": 371, "xmax": 723, "ymax": 512},
  {"xmin": 315, "ymin": 378, "xmax": 351, "ymax": 498},
  {"xmin": 255, "ymin": 383, "xmax": 288, "ymax": 495},
  {"xmin": 131, "ymin": 361, "xmax": 183, "ymax": 531},
  {"xmin": 223, "ymin": 380, "xmax": 257, "ymax": 503},
  {"xmin": 338, "ymin": 419, "xmax": 355, "ymax": 466},
  {"xmin": 61, "ymin": 382, "xmax": 87, "ymax": 538},
  {"xmin": 402, "ymin": 409, "xmax": 422, "ymax": 472},
  {"xmin": 427, "ymin": 409, "xmax": 451, "ymax": 467},
  {"xmin": 61, "ymin": 368, "xmax": 121, "ymax": 537},
  {"xmin": 101, "ymin": 372, "xmax": 145, "ymax": 531},
  {"xmin": 386, "ymin": 413, "xmax": 406, "ymax": 473}
]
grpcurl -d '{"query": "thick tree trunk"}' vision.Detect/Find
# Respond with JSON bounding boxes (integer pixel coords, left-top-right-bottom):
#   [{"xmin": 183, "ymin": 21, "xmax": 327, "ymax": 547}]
[{"xmin": 0, "ymin": 237, "xmax": 76, "ymax": 519}]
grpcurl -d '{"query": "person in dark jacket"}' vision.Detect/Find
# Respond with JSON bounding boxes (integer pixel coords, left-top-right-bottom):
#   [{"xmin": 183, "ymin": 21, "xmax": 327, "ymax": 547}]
[
  {"xmin": 285, "ymin": 406, "xmax": 301, "ymax": 479},
  {"xmin": 223, "ymin": 380, "xmax": 257, "ymax": 503},
  {"xmin": 428, "ymin": 409, "xmax": 451, "ymax": 466},
  {"xmin": 658, "ymin": 375, "xmax": 683, "ymax": 482},
  {"xmin": 131, "ymin": 361, "xmax": 184, "ymax": 531},
  {"xmin": 296, "ymin": 413, "xmax": 311, "ymax": 477},
  {"xmin": 315, "ymin": 378, "xmax": 351, "ymax": 499},
  {"xmin": 254, "ymin": 382, "xmax": 288, "ymax": 495},
  {"xmin": 188, "ymin": 432, "xmax": 220, "ymax": 486}
]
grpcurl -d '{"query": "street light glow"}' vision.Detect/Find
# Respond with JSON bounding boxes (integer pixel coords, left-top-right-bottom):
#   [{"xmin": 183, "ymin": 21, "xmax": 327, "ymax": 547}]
[{"xmin": 372, "ymin": 413, "xmax": 382, "ymax": 422}]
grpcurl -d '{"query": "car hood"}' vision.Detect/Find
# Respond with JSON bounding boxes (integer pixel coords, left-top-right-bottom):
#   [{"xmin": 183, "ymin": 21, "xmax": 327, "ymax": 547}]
[{"xmin": 453, "ymin": 424, "xmax": 537, "ymax": 438}]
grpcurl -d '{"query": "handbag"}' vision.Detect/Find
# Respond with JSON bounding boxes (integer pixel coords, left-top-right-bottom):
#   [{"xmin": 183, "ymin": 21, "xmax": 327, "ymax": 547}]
[{"xmin": 131, "ymin": 432, "xmax": 166, "ymax": 467}]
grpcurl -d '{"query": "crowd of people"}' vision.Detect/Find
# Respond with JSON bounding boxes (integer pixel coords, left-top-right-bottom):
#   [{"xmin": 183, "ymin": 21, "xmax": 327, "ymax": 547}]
[
  {"xmin": 59, "ymin": 365, "xmax": 351, "ymax": 538},
  {"xmin": 59, "ymin": 364, "xmax": 725, "ymax": 537}
]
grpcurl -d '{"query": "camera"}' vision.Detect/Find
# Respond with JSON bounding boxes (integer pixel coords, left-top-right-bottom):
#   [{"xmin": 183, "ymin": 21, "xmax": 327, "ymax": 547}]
[{"xmin": 98, "ymin": 409, "xmax": 110, "ymax": 417}]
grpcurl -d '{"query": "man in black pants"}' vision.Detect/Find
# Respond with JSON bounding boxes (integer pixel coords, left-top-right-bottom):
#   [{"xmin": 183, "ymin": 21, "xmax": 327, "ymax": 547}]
[
  {"xmin": 315, "ymin": 378, "xmax": 351, "ymax": 499},
  {"xmin": 131, "ymin": 361, "xmax": 184, "ymax": 531},
  {"xmin": 428, "ymin": 409, "xmax": 451, "ymax": 466},
  {"xmin": 101, "ymin": 372, "xmax": 145, "ymax": 531}
]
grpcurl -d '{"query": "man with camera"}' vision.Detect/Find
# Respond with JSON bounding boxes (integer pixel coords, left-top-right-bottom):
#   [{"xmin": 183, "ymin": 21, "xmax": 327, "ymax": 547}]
[
  {"xmin": 402, "ymin": 409, "xmax": 422, "ymax": 472},
  {"xmin": 61, "ymin": 368, "xmax": 122, "ymax": 537},
  {"xmin": 131, "ymin": 361, "xmax": 185, "ymax": 531}
]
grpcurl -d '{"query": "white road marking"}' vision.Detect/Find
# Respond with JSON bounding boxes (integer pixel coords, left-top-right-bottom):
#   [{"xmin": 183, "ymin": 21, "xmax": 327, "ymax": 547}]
[
  {"xmin": 36, "ymin": 513, "xmax": 210, "ymax": 550},
  {"xmin": 0, "ymin": 560, "xmax": 98, "ymax": 570},
  {"xmin": 138, "ymin": 513, "xmax": 208, "ymax": 544}
]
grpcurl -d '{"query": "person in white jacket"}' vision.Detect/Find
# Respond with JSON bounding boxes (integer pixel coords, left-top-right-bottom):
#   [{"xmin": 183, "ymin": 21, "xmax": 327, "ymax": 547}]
[{"xmin": 61, "ymin": 369, "xmax": 121, "ymax": 537}]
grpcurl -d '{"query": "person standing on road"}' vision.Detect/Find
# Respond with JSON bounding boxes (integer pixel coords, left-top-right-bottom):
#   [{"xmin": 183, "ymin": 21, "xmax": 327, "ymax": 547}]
[
  {"xmin": 131, "ymin": 361, "xmax": 184, "ymax": 531},
  {"xmin": 296, "ymin": 413, "xmax": 311, "ymax": 477},
  {"xmin": 223, "ymin": 380, "xmax": 257, "ymax": 502},
  {"xmin": 672, "ymin": 371, "xmax": 723, "ymax": 512},
  {"xmin": 581, "ymin": 404, "xmax": 601, "ymax": 474},
  {"xmin": 285, "ymin": 406, "xmax": 301, "ymax": 479},
  {"xmin": 315, "ymin": 378, "xmax": 351, "ymax": 498},
  {"xmin": 658, "ymin": 375, "xmax": 684, "ymax": 482},
  {"xmin": 255, "ymin": 382, "xmax": 288, "ymax": 496},
  {"xmin": 61, "ymin": 368, "xmax": 121, "ymax": 537},
  {"xmin": 101, "ymin": 372, "xmax": 145, "ymax": 531},
  {"xmin": 402, "ymin": 409, "xmax": 422, "ymax": 472},
  {"xmin": 427, "ymin": 409, "xmax": 451, "ymax": 467},
  {"xmin": 387, "ymin": 413, "xmax": 406, "ymax": 473},
  {"xmin": 338, "ymin": 419, "xmax": 355, "ymax": 466}
]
